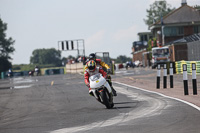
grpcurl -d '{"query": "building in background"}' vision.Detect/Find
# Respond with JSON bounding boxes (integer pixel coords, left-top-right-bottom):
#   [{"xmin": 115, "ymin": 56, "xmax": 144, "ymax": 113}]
[
  {"xmin": 150, "ymin": 0, "xmax": 200, "ymax": 46},
  {"xmin": 132, "ymin": 0, "xmax": 200, "ymax": 67},
  {"xmin": 131, "ymin": 32, "xmax": 153, "ymax": 67}
]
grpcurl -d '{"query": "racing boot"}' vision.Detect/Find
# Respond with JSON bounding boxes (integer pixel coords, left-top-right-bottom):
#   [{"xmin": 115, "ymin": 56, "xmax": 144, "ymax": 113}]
[
  {"xmin": 108, "ymin": 79, "xmax": 117, "ymax": 96},
  {"xmin": 111, "ymin": 87, "xmax": 117, "ymax": 96}
]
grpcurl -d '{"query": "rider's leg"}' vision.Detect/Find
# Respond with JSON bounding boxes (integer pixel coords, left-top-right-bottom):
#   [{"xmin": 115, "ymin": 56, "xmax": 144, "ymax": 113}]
[
  {"xmin": 107, "ymin": 75, "xmax": 117, "ymax": 96},
  {"xmin": 89, "ymin": 88, "xmax": 94, "ymax": 96}
]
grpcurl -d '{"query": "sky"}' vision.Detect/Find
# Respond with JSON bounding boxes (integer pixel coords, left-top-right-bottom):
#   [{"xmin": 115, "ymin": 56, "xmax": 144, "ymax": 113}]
[{"xmin": 0, "ymin": 0, "xmax": 199, "ymax": 64}]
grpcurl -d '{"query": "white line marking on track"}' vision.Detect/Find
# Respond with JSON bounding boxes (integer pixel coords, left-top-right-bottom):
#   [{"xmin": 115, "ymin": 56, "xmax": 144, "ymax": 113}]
[
  {"xmin": 50, "ymin": 85, "xmax": 166, "ymax": 133},
  {"xmin": 114, "ymin": 81, "xmax": 200, "ymax": 111}
]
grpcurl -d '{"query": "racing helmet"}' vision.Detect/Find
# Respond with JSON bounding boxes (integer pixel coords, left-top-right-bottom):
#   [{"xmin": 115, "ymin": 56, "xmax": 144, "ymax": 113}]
[
  {"xmin": 89, "ymin": 53, "xmax": 96, "ymax": 61},
  {"xmin": 87, "ymin": 60, "xmax": 96, "ymax": 72}
]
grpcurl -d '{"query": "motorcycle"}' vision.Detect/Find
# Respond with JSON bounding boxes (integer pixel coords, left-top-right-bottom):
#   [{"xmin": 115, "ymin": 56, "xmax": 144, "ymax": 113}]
[
  {"xmin": 89, "ymin": 73, "xmax": 114, "ymax": 109},
  {"xmin": 34, "ymin": 67, "xmax": 39, "ymax": 76},
  {"xmin": 7, "ymin": 69, "xmax": 13, "ymax": 78}
]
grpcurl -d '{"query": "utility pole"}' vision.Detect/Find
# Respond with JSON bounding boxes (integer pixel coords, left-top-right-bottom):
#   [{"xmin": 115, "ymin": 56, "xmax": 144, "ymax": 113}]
[
  {"xmin": 160, "ymin": 12, "xmax": 165, "ymax": 46},
  {"xmin": 162, "ymin": 26, "xmax": 165, "ymax": 46}
]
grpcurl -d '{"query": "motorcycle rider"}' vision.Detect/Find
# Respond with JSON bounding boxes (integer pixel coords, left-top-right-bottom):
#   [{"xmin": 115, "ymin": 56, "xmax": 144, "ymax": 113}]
[
  {"xmin": 85, "ymin": 53, "xmax": 117, "ymax": 96},
  {"xmin": 84, "ymin": 60, "xmax": 108, "ymax": 96},
  {"xmin": 8, "ymin": 68, "xmax": 13, "ymax": 78},
  {"xmin": 34, "ymin": 66, "xmax": 40, "ymax": 76}
]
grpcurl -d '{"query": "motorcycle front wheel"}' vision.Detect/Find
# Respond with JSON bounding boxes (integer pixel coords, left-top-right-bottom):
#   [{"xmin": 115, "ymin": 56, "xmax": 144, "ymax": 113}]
[{"xmin": 99, "ymin": 90, "xmax": 113, "ymax": 109}]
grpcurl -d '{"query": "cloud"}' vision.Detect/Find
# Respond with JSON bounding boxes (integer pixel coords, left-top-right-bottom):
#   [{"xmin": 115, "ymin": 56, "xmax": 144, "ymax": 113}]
[{"xmin": 112, "ymin": 25, "xmax": 139, "ymax": 42}]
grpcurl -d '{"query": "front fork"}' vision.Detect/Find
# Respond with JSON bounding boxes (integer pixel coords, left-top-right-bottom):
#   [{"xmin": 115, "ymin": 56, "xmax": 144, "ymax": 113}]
[{"xmin": 95, "ymin": 88, "xmax": 113, "ymax": 104}]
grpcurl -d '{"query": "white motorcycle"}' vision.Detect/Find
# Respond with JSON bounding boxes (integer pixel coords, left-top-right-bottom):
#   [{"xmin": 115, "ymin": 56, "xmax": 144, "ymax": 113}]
[{"xmin": 89, "ymin": 73, "xmax": 114, "ymax": 109}]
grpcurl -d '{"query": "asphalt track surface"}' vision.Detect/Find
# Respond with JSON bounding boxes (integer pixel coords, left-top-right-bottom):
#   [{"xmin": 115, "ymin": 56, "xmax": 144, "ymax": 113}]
[{"xmin": 0, "ymin": 71, "xmax": 200, "ymax": 133}]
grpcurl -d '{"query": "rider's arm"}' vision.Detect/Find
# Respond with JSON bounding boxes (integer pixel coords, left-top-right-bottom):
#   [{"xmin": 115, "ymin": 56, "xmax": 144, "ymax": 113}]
[
  {"xmin": 99, "ymin": 67, "xmax": 107, "ymax": 78},
  {"xmin": 84, "ymin": 65, "xmax": 88, "ymax": 71},
  {"xmin": 84, "ymin": 61, "xmax": 89, "ymax": 71},
  {"xmin": 84, "ymin": 70, "xmax": 90, "ymax": 86},
  {"xmin": 99, "ymin": 61, "xmax": 110, "ymax": 70}
]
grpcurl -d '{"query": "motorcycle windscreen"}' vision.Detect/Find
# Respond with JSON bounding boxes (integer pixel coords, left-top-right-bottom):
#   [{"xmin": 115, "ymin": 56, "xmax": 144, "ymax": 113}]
[{"xmin": 90, "ymin": 75, "xmax": 106, "ymax": 89}]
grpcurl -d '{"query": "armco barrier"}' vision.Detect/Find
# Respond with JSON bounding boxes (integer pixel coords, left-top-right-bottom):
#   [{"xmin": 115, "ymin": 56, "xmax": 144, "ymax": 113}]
[
  {"xmin": 44, "ymin": 68, "xmax": 64, "ymax": 75},
  {"xmin": 1, "ymin": 72, "xmax": 5, "ymax": 79},
  {"xmin": 41, "ymin": 67, "xmax": 66, "ymax": 75},
  {"xmin": 176, "ymin": 60, "xmax": 200, "ymax": 74}
]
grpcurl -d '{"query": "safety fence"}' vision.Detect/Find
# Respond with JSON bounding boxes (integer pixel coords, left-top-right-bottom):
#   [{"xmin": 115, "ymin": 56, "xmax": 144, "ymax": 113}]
[{"xmin": 176, "ymin": 60, "xmax": 200, "ymax": 74}]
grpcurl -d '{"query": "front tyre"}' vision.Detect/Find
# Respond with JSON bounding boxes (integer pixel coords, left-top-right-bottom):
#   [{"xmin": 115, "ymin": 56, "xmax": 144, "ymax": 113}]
[{"xmin": 100, "ymin": 90, "xmax": 113, "ymax": 109}]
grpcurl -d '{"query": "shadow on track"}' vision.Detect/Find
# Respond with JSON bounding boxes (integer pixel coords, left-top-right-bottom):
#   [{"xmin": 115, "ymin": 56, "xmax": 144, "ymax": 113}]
[
  {"xmin": 114, "ymin": 101, "xmax": 138, "ymax": 105},
  {"xmin": 111, "ymin": 101, "xmax": 138, "ymax": 109}
]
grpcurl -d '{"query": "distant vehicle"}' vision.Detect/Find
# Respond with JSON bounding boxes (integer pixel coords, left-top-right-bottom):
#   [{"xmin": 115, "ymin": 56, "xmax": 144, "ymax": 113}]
[
  {"xmin": 134, "ymin": 60, "xmax": 141, "ymax": 67},
  {"xmin": 8, "ymin": 69, "xmax": 13, "ymax": 78},
  {"xmin": 34, "ymin": 66, "xmax": 40, "ymax": 76},
  {"xmin": 29, "ymin": 70, "xmax": 34, "ymax": 76},
  {"xmin": 152, "ymin": 46, "xmax": 170, "ymax": 69},
  {"xmin": 118, "ymin": 64, "xmax": 124, "ymax": 69},
  {"xmin": 126, "ymin": 61, "xmax": 135, "ymax": 69}
]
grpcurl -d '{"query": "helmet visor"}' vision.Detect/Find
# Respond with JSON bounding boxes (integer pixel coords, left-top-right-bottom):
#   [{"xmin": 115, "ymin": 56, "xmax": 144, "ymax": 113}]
[
  {"xmin": 89, "ymin": 57, "xmax": 96, "ymax": 60},
  {"xmin": 88, "ymin": 65, "xmax": 95, "ymax": 71}
]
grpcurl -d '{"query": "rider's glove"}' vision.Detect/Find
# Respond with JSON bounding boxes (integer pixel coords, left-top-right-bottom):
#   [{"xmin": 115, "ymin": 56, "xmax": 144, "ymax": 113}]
[
  {"xmin": 86, "ymin": 83, "xmax": 90, "ymax": 88},
  {"xmin": 107, "ymin": 68, "xmax": 111, "ymax": 74}
]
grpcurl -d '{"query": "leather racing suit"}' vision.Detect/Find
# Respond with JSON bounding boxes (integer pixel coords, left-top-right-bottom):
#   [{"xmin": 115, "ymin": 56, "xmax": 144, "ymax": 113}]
[
  {"xmin": 84, "ymin": 67, "xmax": 107, "ymax": 90},
  {"xmin": 85, "ymin": 59, "xmax": 117, "ymax": 96}
]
